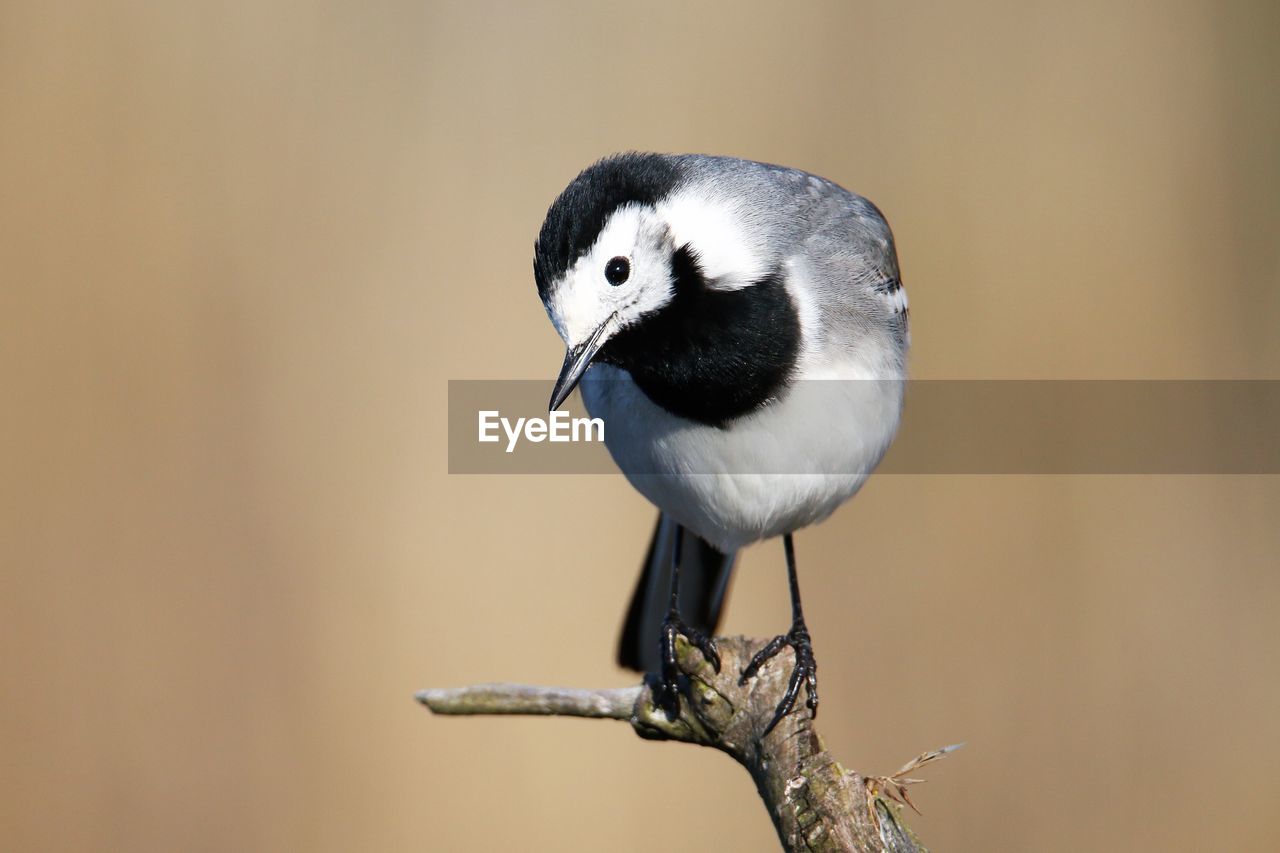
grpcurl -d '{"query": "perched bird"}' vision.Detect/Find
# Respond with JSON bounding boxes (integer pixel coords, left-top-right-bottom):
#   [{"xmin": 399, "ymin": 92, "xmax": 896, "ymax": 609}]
[{"xmin": 534, "ymin": 153, "xmax": 908, "ymax": 731}]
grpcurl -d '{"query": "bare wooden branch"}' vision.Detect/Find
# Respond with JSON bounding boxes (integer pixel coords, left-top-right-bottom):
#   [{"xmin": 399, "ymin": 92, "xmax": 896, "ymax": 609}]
[
  {"xmin": 418, "ymin": 635, "xmax": 956, "ymax": 852},
  {"xmin": 417, "ymin": 684, "xmax": 639, "ymax": 719}
]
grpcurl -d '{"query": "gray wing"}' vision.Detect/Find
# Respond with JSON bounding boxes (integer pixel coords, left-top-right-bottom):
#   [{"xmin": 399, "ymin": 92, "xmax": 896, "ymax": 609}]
[
  {"xmin": 676, "ymin": 155, "xmax": 910, "ymax": 356},
  {"xmin": 803, "ymin": 191, "xmax": 910, "ymax": 356},
  {"xmin": 767, "ymin": 168, "xmax": 910, "ymax": 362}
]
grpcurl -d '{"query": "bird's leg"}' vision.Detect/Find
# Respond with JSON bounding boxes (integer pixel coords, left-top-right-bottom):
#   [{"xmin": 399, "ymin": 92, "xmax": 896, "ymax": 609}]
[
  {"xmin": 739, "ymin": 534, "xmax": 818, "ymax": 734},
  {"xmin": 656, "ymin": 524, "xmax": 721, "ymax": 719}
]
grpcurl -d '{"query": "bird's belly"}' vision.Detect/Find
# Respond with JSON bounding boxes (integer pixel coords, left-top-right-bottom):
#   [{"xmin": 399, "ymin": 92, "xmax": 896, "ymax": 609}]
[{"xmin": 581, "ymin": 366, "xmax": 903, "ymax": 552}]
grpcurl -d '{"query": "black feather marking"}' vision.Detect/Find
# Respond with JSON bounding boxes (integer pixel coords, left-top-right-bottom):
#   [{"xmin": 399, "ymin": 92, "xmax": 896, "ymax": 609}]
[
  {"xmin": 599, "ymin": 245, "xmax": 801, "ymax": 426},
  {"xmin": 617, "ymin": 514, "xmax": 736, "ymax": 673},
  {"xmin": 533, "ymin": 153, "xmax": 682, "ymax": 298}
]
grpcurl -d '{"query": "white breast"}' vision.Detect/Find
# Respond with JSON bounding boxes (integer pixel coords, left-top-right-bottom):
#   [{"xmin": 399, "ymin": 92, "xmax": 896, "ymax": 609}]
[{"xmin": 580, "ymin": 361, "xmax": 904, "ymax": 553}]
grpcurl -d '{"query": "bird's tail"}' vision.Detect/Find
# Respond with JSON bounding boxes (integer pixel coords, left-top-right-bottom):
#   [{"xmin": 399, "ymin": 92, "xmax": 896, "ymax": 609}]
[{"xmin": 617, "ymin": 513, "xmax": 736, "ymax": 672}]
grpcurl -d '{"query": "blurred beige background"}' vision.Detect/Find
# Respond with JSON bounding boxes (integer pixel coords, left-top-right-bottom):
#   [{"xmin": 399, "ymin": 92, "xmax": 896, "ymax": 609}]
[{"xmin": 2, "ymin": 1, "xmax": 1278, "ymax": 850}]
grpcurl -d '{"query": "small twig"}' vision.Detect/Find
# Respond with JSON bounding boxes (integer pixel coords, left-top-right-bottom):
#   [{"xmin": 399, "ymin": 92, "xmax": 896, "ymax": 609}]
[
  {"xmin": 416, "ymin": 684, "xmax": 639, "ymax": 719},
  {"xmin": 418, "ymin": 636, "xmax": 956, "ymax": 852},
  {"xmin": 868, "ymin": 742, "xmax": 966, "ymax": 815}
]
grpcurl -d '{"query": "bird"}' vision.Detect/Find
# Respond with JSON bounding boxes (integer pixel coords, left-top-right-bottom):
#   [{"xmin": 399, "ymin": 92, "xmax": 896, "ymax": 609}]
[{"xmin": 533, "ymin": 153, "xmax": 909, "ymax": 732}]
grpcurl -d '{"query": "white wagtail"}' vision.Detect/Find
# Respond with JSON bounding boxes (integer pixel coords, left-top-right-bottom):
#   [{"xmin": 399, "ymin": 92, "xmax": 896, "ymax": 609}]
[{"xmin": 534, "ymin": 153, "xmax": 909, "ymax": 731}]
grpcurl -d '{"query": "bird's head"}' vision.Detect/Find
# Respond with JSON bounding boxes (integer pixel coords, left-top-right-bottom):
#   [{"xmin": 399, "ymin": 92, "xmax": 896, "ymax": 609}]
[
  {"xmin": 538, "ymin": 208, "xmax": 682, "ymax": 410},
  {"xmin": 534, "ymin": 154, "xmax": 684, "ymax": 410},
  {"xmin": 534, "ymin": 153, "xmax": 770, "ymax": 411}
]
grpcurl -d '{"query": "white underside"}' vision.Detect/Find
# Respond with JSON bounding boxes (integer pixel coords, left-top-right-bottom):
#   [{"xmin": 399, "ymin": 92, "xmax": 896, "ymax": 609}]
[{"xmin": 581, "ymin": 362, "xmax": 904, "ymax": 553}]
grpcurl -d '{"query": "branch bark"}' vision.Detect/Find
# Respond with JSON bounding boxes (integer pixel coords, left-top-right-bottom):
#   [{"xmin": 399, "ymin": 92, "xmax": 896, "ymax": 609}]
[{"xmin": 418, "ymin": 635, "xmax": 953, "ymax": 852}]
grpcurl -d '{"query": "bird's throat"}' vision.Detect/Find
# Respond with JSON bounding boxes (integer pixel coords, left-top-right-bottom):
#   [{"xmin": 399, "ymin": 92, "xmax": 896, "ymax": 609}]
[{"xmin": 599, "ymin": 246, "xmax": 800, "ymax": 427}]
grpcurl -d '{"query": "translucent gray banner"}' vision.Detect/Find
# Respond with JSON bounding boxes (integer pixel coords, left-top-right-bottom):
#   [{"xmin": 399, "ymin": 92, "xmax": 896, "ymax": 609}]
[{"xmin": 447, "ymin": 380, "xmax": 1280, "ymax": 474}]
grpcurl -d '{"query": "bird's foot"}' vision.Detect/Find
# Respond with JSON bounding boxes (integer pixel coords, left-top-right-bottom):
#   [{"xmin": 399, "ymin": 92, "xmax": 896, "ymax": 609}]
[
  {"xmin": 656, "ymin": 612, "xmax": 721, "ymax": 719},
  {"xmin": 739, "ymin": 621, "xmax": 818, "ymax": 734}
]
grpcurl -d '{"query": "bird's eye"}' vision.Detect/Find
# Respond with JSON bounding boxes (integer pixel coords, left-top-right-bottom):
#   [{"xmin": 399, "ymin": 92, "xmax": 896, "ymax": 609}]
[{"xmin": 604, "ymin": 256, "xmax": 631, "ymax": 286}]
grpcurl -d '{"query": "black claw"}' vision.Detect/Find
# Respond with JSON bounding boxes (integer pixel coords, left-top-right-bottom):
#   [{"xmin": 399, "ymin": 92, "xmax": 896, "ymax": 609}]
[
  {"xmin": 656, "ymin": 613, "xmax": 722, "ymax": 719},
  {"xmin": 739, "ymin": 634, "xmax": 787, "ymax": 685},
  {"xmin": 740, "ymin": 623, "xmax": 818, "ymax": 734},
  {"xmin": 686, "ymin": 628, "xmax": 721, "ymax": 674}
]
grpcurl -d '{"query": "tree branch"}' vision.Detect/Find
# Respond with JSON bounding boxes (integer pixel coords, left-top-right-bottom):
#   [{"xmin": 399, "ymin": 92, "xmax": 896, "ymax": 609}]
[
  {"xmin": 418, "ymin": 635, "xmax": 956, "ymax": 852},
  {"xmin": 418, "ymin": 683, "xmax": 639, "ymax": 718}
]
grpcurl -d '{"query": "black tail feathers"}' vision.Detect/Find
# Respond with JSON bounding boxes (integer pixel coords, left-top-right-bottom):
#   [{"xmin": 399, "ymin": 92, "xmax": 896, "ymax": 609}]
[{"xmin": 617, "ymin": 514, "xmax": 736, "ymax": 672}]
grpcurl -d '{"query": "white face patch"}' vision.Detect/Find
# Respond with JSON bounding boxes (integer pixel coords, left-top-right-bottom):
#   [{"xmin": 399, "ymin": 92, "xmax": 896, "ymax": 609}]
[
  {"xmin": 544, "ymin": 204, "xmax": 676, "ymax": 348},
  {"xmin": 656, "ymin": 190, "xmax": 766, "ymax": 289},
  {"xmin": 543, "ymin": 192, "xmax": 770, "ymax": 350}
]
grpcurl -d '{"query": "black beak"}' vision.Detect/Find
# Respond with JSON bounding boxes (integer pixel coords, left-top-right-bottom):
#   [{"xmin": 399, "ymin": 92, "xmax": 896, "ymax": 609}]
[{"xmin": 549, "ymin": 319, "xmax": 611, "ymax": 412}]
